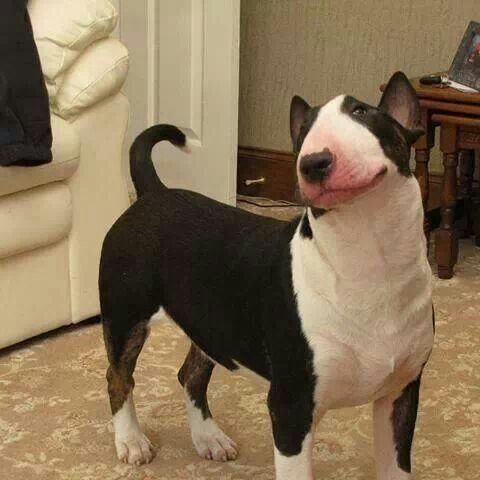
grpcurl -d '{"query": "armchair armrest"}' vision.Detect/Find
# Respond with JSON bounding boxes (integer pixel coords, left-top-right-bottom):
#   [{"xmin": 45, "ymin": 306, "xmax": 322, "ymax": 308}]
[{"xmin": 66, "ymin": 92, "xmax": 130, "ymax": 322}]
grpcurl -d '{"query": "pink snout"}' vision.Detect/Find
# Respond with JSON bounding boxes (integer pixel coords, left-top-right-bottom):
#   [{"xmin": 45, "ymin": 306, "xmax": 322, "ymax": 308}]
[{"xmin": 297, "ymin": 151, "xmax": 387, "ymax": 208}]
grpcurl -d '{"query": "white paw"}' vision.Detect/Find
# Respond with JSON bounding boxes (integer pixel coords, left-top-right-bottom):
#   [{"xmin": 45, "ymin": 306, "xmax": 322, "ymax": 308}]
[
  {"xmin": 115, "ymin": 431, "xmax": 156, "ymax": 465},
  {"xmin": 191, "ymin": 418, "xmax": 238, "ymax": 462}
]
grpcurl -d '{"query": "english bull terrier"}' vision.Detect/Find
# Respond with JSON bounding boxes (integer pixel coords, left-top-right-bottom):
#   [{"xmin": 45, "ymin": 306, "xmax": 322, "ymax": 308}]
[{"xmin": 99, "ymin": 71, "xmax": 434, "ymax": 479}]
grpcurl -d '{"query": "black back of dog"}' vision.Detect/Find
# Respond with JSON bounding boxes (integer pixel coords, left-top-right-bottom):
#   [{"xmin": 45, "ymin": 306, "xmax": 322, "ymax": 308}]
[{"xmin": 100, "ymin": 185, "xmax": 304, "ymax": 378}]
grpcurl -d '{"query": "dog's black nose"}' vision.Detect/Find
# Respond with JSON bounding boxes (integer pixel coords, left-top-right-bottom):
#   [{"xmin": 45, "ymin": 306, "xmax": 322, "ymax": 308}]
[{"xmin": 299, "ymin": 148, "xmax": 333, "ymax": 182}]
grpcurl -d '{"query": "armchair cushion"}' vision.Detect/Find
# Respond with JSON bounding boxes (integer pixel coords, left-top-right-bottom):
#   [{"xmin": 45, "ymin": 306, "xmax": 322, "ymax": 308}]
[
  {"xmin": 0, "ymin": 183, "xmax": 72, "ymax": 260},
  {"xmin": 53, "ymin": 38, "xmax": 129, "ymax": 120},
  {"xmin": 0, "ymin": 115, "xmax": 80, "ymax": 197},
  {"xmin": 28, "ymin": 0, "xmax": 118, "ymax": 97}
]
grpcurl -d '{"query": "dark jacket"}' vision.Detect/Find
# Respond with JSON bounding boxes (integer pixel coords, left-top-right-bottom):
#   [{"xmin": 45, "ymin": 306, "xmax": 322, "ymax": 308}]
[{"xmin": 0, "ymin": 0, "xmax": 52, "ymax": 166}]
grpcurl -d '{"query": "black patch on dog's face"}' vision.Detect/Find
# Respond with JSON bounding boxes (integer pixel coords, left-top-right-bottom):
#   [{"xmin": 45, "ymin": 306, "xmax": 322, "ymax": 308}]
[{"xmin": 341, "ymin": 96, "xmax": 413, "ymax": 177}]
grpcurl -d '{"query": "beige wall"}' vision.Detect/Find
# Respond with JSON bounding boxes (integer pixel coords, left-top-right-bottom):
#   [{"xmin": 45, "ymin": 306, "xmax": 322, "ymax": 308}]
[{"xmin": 239, "ymin": 0, "xmax": 479, "ymax": 168}]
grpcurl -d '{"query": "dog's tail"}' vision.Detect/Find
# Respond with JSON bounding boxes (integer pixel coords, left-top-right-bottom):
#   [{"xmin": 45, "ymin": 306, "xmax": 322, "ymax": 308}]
[{"xmin": 129, "ymin": 124, "xmax": 187, "ymax": 197}]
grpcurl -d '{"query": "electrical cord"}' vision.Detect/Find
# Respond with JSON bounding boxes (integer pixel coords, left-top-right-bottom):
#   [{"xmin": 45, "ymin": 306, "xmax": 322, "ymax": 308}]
[{"xmin": 237, "ymin": 195, "xmax": 303, "ymax": 208}]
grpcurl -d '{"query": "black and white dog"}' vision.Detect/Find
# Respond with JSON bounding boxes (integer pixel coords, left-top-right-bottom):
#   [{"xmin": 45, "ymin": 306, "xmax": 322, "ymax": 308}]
[{"xmin": 99, "ymin": 72, "xmax": 434, "ymax": 479}]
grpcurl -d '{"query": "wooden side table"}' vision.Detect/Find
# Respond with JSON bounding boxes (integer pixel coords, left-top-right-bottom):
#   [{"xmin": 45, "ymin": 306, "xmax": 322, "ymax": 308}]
[
  {"xmin": 409, "ymin": 79, "xmax": 480, "ymax": 279},
  {"xmin": 429, "ymin": 115, "xmax": 480, "ymax": 278}
]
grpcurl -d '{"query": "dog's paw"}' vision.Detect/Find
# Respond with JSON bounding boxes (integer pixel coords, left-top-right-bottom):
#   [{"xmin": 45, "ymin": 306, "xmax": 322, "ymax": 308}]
[
  {"xmin": 115, "ymin": 431, "xmax": 156, "ymax": 465},
  {"xmin": 191, "ymin": 419, "xmax": 238, "ymax": 462}
]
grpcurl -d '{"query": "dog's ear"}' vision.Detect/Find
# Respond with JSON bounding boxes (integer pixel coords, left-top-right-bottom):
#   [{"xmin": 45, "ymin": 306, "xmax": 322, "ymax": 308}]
[
  {"xmin": 379, "ymin": 72, "xmax": 423, "ymax": 138},
  {"xmin": 290, "ymin": 95, "xmax": 311, "ymax": 150}
]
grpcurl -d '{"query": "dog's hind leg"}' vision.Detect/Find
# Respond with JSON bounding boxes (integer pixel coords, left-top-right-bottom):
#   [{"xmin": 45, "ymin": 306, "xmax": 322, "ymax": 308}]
[
  {"xmin": 103, "ymin": 317, "xmax": 156, "ymax": 465},
  {"xmin": 178, "ymin": 343, "xmax": 238, "ymax": 461}
]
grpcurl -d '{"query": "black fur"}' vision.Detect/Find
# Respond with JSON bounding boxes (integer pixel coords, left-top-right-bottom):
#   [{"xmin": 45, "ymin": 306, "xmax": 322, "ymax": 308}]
[
  {"xmin": 101, "ymin": 191, "xmax": 316, "ymax": 378},
  {"xmin": 100, "ymin": 190, "xmax": 317, "ymax": 455},
  {"xmin": 178, "ymin": 344, "xmax": 215, "ymax": 420},
  {"xmin": 298, "ymin": 208, "xmax": 326, "ymax": 239},
  {"xmin": 299, "ymin": 214, "xmax": 313, "ymax": 239},
  {"xmin": 432, "ymin": 304, "xmax": 436, "ymax": 334},
  {"xmin": 129, "ymin": 124, "xmax": 186, "ymax": 196},
  {"xmin": 100, "ymin": 127, "xmax": 317, "ymax": 454},
  {"xmin": 392, "ymin": 376, "xmax": 421, "ymax": 473},
  {"xmin": 341, "ymin": 95, "xmax": 413, "ymax": 177},
  {"xmin": 290, "ymin": 99, "xmax": 321, "ymax": 155},
  {"xmin": 311, "ymin": 207, "xmax": 327, "ymax": 219},
  {"xmin": 264, "ymin": 244, "xmax": 317, "ymax": 456}
]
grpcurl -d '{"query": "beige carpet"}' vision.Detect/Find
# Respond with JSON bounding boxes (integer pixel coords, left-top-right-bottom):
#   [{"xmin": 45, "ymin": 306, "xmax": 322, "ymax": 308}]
[{"xmin": 1, "ymin": 201, "xmax": 479, "ymax": 480}]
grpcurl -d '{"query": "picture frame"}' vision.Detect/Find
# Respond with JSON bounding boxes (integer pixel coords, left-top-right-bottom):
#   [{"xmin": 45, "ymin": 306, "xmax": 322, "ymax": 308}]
[{"xmin": 448, "ymin": 21, "xmax": 480, "ymax": 91}]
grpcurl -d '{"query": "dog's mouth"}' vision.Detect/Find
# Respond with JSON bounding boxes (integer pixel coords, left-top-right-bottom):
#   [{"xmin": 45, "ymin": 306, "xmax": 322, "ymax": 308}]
[{"xmin": 300, "ymin": 166, "xmax": 388, "ymax": 209}]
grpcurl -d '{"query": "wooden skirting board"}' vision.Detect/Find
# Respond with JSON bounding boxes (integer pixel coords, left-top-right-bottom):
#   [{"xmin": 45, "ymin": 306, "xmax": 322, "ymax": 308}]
[
  {"xmin": 237, "ymin": 146, "xmax": 477, "ymax": 211},
  {"xmin": 237, "ymin": 146, "xmax": 298, "ymax": 202}
]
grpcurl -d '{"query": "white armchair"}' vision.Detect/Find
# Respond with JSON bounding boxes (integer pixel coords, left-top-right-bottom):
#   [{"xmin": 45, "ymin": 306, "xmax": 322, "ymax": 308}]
[{"xmin": 0, "ymin": 0, "xmax": 130, "ymax": 349}]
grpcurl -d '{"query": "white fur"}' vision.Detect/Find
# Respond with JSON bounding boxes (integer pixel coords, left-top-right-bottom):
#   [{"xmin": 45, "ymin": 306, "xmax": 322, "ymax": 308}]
[
  {"xmin": 112, "ymin": 393, "xmax": 155, "ymax": 465},
  {"xmin": 287, "ymin": 165, "xmax": 432, "ymax": 479},
  {"xmin": 301, "ymin": 95, "xmax": 384, "ymax": 170},
  {"xmin": 184, "ymin": 392, "xmax": 238, "ymax": 461},
  {"xmin": 291, "ymin": 96, "xmax": 433, "ymax": 413},
  {"xmin": 274, "ymin": 433, "xmax": 315, "ymax": 480},
  {"xmin": 298, "ymin": 95, "xmax": 390, "ymax": 207},
  {"xmin": 291, "ymin": 172, "xmax": 433, "ymax": 410},
  {"xmin": 179, "ymin": 137, "xmax": 194, "ymax": 154}
]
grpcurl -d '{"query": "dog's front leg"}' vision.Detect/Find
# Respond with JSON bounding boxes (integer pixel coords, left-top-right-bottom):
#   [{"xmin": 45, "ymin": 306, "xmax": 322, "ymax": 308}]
[
  {"xmin": 373, "ymin": 376, "xmax": 422, "ymax": 480},
  {"xmin": 268, "ymin": 387, "xmax": 319, "ymax": 480}
]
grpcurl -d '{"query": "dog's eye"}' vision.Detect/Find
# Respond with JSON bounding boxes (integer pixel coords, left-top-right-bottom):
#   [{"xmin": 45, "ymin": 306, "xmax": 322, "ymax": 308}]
[{"xmin": 353, "ymin": 106, "xmax": 367, "ymax": 116}]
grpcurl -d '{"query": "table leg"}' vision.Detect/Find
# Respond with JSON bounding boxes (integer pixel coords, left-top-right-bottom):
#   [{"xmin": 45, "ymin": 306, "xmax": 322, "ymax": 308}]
[
  {"xmin": 458, "ymin": 149, "xmax": 475, "ymax": 238},
  {"xmin": 436, "ymin": 123, "xmax": 459, "ymax": 279},
  {"xmin": 473, "ymin": 193, "xmax": 480, "ymax": 247},
  {"xmin": 414, "ymin": 148, "xmax": 430, "ymax": 233},
  {"xmin": 472, "ymin": 151, "xmax": 480, "ymax": 246},
  {"xmin": 414, "ymin": 107, "xmax": 434, "ymax": 247}
]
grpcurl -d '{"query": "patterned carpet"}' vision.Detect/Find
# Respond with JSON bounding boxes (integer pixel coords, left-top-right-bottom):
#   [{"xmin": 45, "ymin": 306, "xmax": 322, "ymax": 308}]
[{"xmin": 0, "ymin": 200, "xmax": 479, "ymax": 480}]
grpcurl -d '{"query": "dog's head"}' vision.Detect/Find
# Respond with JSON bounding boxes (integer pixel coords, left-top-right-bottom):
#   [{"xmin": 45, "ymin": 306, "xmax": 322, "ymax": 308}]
[{"xmin": 290, "ymin": 72, "xmax": 424, "ymax": 210}]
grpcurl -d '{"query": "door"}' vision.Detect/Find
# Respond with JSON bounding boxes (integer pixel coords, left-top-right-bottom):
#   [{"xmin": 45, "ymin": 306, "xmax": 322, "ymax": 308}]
[{"xmin": 118, "ymin": 0, "xmax": 240, "ymax": 205}]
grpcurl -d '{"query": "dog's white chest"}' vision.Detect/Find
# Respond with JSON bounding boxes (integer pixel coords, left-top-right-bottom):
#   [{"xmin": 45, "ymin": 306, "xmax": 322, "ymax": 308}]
[
  {"xmin": 290, "ymin": 216, "xmax": 434, "ymax": 409},
  {"xmin": 301, "ymin": 304, "xmax": 433, "ymax": 409}
]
